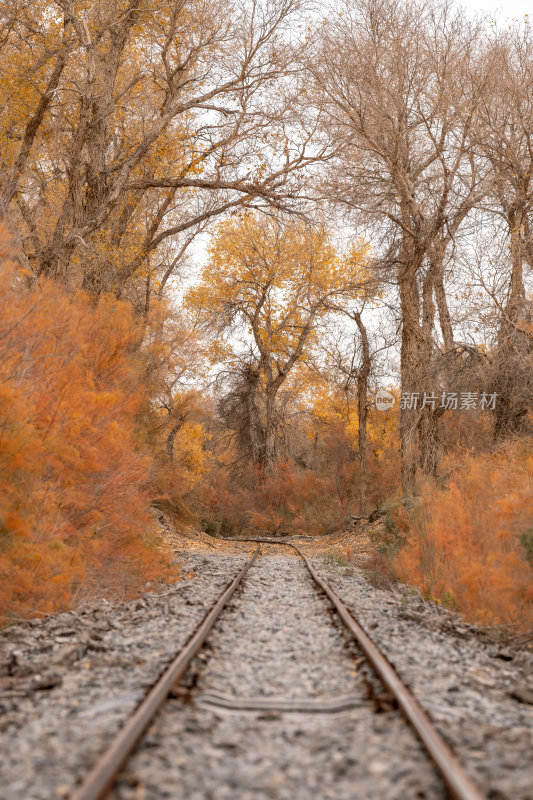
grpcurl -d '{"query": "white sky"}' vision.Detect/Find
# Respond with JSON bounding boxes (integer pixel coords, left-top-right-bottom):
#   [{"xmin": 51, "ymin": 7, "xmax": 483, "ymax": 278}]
[{"xmin": 461, "ymin": 0, "xmax": 531, "ymax": 21}]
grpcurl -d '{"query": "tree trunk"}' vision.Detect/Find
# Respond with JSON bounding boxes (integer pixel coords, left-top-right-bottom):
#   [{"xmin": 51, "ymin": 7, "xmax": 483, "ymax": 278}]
[
  {"xmin": 494, "ymin": 209, "xmax": 529, "ymax": 441},
  {"xmin": 398, "ymin": 241, "xmax": 424, "ymax": 491},
  {"xmin": 353, "ymin": 312, "xmax": 370, "ymax": 514},
  {"xmin": 246, "ymin": 374, "xmax": 264, "ymax": 468},
  {"xmin": 430, "ymin": 243, "xmax": 454, "ymax": 352},
  {"xmin": 263, "ymin": 389, "xmax": 277, "ymax": 474},
  {"xmin": 417, "ymin": 264, "xmax": 440, "ymax": 476},
  {"xmin": 417, "ymin": 409, "xmax": 440, "ymax": 476},
  {"xmin": 166, "ymin": 415, "xmax": 184, "ymax": 461}
]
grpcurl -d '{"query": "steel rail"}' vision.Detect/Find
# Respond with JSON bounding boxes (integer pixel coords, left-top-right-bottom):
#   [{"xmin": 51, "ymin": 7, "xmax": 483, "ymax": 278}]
[
  {"xmin": 70, "ymin": 544, "xmax": 260, "ymax": 800},
  {"xmin": 225, "ymin": 537, "xmax": 487, "ymax": 800}
]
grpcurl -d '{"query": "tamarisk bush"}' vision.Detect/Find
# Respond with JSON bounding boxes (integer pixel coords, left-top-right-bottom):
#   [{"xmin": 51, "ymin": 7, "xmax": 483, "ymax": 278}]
[{"xmin": 0, "ymin": 226, "xmax": 176, "ymax": 622}]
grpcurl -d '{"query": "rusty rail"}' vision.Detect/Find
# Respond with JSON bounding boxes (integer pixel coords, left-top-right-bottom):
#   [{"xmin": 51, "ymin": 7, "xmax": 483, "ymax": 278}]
[
  {"xmin": 70, "ymin": 544, "xmax": 260, "ymax": 800},
  {"xmin": 70, "ymin": 536, "xmax": 487, "ymax": 800},
  {"xmin": 228, "ymin": 537, "xmax": 487, "ymax": 800}
]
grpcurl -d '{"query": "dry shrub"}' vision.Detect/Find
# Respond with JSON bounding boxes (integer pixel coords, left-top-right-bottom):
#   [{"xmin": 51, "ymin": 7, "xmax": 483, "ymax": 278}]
[
  {"xmin": 366, "ymin": 402, "xmax": 401, "ymax": 509},
  {"xmin": 395, "ymin": 440, "xmax": 533, "ymax": 630},
  {"xmin": 360, "ymin": 550, "xmax": 398, "ymax": 589},
  {"xmin": 196, "ymin": 460, "xmax": 353, "ymax": 538},
  {"xmin": 0, "ymin": 227, "xmax": 176, "ymax": 623}
]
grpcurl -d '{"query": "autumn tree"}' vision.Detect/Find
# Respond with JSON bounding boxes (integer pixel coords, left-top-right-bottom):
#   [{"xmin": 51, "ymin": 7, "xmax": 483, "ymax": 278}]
[
  {"xmin": 320, "ymin": 301, "xmax": 394, "ymax": 513},
  {"xmin": 0, "ymin": 0, "xmax": 327, "ymax": 299},
  {"xmin": 474, "ymin": 23, "xmax": 533, "ymax": 439},
  {"xmin": 308, "ymin": 0, "xmax": 489, "ymax": 486},
  {"xmin": 186, "ymin": 213, "xmax": 370, "ymax": 472}
]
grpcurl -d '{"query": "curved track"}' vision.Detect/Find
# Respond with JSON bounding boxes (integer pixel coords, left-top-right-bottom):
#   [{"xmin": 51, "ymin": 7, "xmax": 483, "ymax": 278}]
[{"xmin": 70, "ymin": 539, "xmax": 487, "ymax": 800}]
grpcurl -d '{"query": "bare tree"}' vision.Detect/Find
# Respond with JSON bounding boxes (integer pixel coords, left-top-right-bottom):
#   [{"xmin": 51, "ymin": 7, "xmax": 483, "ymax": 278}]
[
  {"xmin": 475, "ymin": 23, "xmax": 533, "ymax": 438},
  {"xmin": 320, "ymin": 310, "xmax": 373, "ymax": 512},
  {"xmin": 307, "ymin": 0, "xmax": 488, "ymax": 487}
]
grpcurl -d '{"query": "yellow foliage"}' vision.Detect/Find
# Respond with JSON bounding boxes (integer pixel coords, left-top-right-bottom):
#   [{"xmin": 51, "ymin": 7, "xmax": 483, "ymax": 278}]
[{"xmin": 186, "ymin": 213, "xmax": 370, "ymax": 370}]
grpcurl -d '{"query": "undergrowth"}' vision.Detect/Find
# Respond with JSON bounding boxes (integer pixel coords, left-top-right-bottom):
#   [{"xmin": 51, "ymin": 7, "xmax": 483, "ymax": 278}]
[
  {"xmin": 0, "ymin": 228, "xmax": 177, "ymax": 623},
  {"xmin": 372, "ymin": 440, "xmax": 533, "ymax": 630}
]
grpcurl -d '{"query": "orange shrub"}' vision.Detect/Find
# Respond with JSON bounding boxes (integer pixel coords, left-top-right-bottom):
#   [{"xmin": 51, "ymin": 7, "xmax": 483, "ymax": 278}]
[
  {"xmin": 196, "ymin": 460, "xmax": 353, "ymax": 537},
  {"xmin": 0, "ymin": 227, "xmax": 176, "ymax": 623},
  {"xmin": 395, "ymin": 440, "xmax": 533, "ymax": 630}
]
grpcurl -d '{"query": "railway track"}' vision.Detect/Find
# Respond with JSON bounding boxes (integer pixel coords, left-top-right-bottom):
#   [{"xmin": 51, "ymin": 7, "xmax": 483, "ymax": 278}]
[{"xmin": 70, "ymin": 539, "xmax": 487, "ymax": 800}]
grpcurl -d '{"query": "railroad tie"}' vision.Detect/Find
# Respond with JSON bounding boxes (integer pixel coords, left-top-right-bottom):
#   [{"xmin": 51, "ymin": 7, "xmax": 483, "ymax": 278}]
[{"xmin": 195, "ymin": 691, "xmax": 366, "ymax": 713}]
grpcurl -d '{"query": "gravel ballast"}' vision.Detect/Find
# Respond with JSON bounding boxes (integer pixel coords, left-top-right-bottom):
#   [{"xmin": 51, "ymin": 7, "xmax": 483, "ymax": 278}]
[
  {"xmin": 112, "ymin": 554, "xmax": 447, "ymax": 800},
  {"xmin": 0, "ymin": 553, "xmax": 247, "ymax": 800},
  {"xmin": 0, "ymin": 544, "xmax": 531, "ymax": 800},
  {"xmin": 315, "ymin": 555, "xmax": 533, "ymax": 800}
]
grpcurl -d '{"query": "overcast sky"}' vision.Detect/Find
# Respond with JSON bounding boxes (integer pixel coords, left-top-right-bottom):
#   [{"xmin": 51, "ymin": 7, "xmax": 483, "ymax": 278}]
[{"xmin": 462, "ymin": 0, "xmax": 531, "ymax": 21}]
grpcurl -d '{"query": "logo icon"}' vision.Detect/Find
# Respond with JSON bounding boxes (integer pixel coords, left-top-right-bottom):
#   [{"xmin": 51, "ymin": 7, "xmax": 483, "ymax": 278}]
[{"xmin": 375, "ymin": 389, "xmax": 395, "ymax": 411}]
